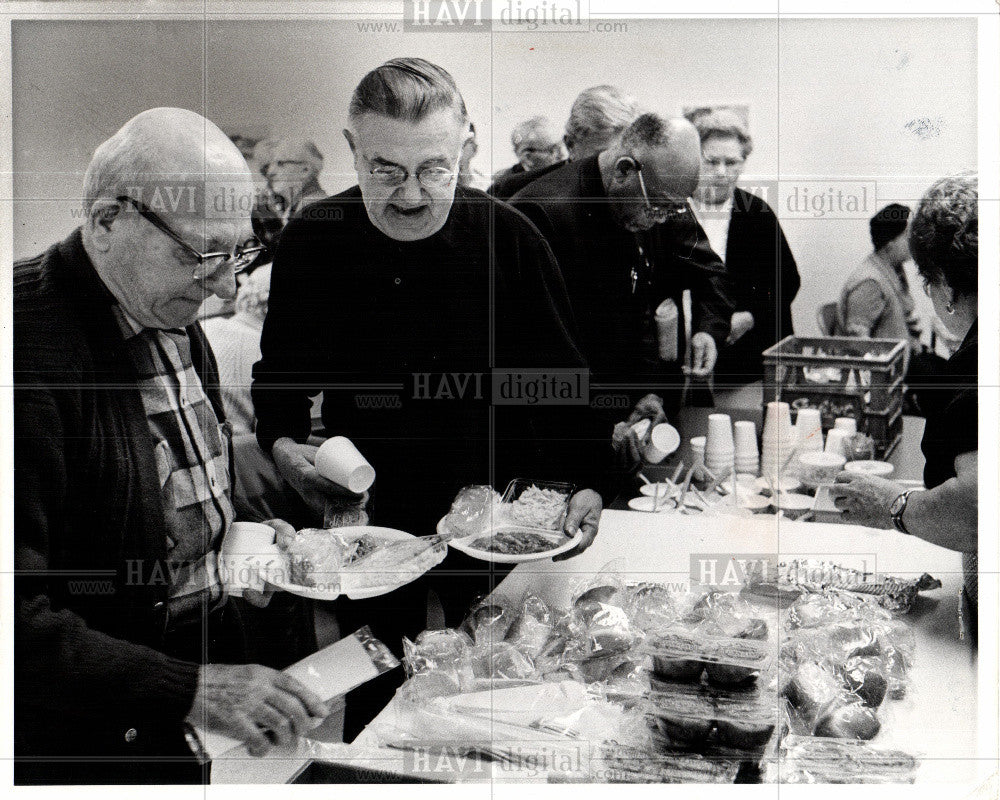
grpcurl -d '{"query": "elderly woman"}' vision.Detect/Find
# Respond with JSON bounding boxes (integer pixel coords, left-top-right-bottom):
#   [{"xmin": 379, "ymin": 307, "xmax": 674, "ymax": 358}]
[
  {"xmin": 688, "ymin": 109, "xmax": 801, "ymax": 386},
  {"xmin": 830, "ymin": 174, "xmax": 978, "ymax": 628}
]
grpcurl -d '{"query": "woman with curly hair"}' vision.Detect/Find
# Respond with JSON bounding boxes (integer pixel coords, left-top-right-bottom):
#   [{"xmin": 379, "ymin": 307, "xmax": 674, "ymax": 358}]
[{"xmin": 829, "ymin": 174, "xmax": 979, "ymax": 632}]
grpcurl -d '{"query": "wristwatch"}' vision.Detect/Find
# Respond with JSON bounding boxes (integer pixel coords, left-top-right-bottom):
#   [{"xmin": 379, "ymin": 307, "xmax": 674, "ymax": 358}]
[{"xmin": 889, "ymin": 489, "xmax": 921, "ymax": 535}]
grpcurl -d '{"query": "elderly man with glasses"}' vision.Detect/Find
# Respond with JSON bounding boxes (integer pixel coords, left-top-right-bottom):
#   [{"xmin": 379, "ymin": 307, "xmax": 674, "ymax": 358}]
[
  {"xmin": 14, "ymin": 108, "xmax": 328, "ymax": 785},
  {"xmin": 252, "ymin": 57, "xmax": 607, "ymax": 739},
  {"xmin": 509, "ymin": 113, "xmax": 736, "ymax": 465}
]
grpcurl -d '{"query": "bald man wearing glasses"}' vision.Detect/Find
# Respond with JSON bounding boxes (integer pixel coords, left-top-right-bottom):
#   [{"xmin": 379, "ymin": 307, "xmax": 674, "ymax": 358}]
[
  {"xmin": 14, "ymin": 108, "xmax": 328, "ymax": 785},
  {"xmin": 510, "ymin": 113, "xmax": 737, "ymax": 454}
]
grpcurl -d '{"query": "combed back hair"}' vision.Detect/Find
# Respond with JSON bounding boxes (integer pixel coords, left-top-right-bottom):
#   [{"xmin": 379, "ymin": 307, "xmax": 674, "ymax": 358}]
[
  {"xmin": 688, "ymin": 108, "xmax": 754, "ymax": 160},
  {"xmin": 348, "ymin": 57, "xmax": 468, "ymax": 124},
  {"xmin": 869, "ymin": 203, "xmax": 910, "ymax": 251},
  {"xmin": 909, "ymin": 173, "xmax": 978, "ymax": 299},
  {"xmin": 620, "ymin": 113, "xmax": 672, "ymax": 152},
  {"xmin": 565, "ymin": 85, "xmax": 639, "ymax": 142}
]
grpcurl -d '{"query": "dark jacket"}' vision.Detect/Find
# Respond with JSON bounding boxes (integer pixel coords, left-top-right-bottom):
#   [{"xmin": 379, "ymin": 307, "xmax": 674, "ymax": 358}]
[
  {"xmin": 711, "ymin": 187, "xmax": 801, "ymax": 383},
  {"xmin": 252, "ymin": 185, "xmax": 604, "ymax": 535},
  {"xmin": 488, "ymin": 159, "xmax": 569, "ymax": 201},
  {"xmin": 14, "ymin": 229, "xmax": 225, "ymax": 783},
  {"xmin": 509, "ymin": 155, "xmax": 735, "ymax": 387}
]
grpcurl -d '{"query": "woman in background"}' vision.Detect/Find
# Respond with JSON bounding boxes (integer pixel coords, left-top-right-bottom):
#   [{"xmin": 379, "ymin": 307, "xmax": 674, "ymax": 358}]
[{"xmin": 689, "ymin": 108, "xmax": 800, "ymax": 387}]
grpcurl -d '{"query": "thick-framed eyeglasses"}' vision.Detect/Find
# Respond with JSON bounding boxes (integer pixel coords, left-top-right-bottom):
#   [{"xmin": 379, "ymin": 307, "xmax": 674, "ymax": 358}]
[
  {"xmin": 630, "ymin": 159, "xmax": 690, "ymax": 221},
  {"xmin": 367, "ymin": 159, "xmax": 458, "ymax": 190},
  {"xmin": 116, "ymin": 195, "xmax": 265, "ymax": 280}
]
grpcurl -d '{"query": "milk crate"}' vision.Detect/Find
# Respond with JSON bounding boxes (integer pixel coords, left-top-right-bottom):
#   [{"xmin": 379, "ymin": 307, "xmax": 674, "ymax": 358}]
[{"xmin": 762, "ymin": 335, "xmax": 907, "ymax": 458}]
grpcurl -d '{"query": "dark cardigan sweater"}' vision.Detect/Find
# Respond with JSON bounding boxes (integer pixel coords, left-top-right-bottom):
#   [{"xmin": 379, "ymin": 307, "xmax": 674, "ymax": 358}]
[{"xmin": 14, "ymin": 229, "xmax": 227, "ymax": 782}]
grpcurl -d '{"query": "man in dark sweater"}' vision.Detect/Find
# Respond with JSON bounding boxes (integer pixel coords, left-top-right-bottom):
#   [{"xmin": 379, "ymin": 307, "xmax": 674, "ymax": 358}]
[
  {"xmin": 252, "ymin": 58, "xmax": 606, "ymax": 738},
  {"xmin": 14, "ymin": 108, "xmax": 326, "ymax": 784},
  {"xmin": 509, "ymin": 113, "xmax": 736, "ymax": 456}
]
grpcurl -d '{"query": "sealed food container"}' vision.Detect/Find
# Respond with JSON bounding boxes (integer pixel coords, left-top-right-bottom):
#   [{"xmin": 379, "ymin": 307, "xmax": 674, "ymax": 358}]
[
  {"xmin": 500, "ymin": 479, "xmax": 576, "ymax": 532},
  {"xmin": 645, "ymin": 682, "xmax": 781, "ymax": 755},
  {"xmin": 643, "ymin": 631, "xmax": 774, "ymax": 686}
]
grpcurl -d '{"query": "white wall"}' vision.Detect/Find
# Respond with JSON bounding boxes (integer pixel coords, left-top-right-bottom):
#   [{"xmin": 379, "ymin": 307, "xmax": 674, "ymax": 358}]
[{"xmin": 13, "ymin": 17, "xmax": 977, "ymax": 334}]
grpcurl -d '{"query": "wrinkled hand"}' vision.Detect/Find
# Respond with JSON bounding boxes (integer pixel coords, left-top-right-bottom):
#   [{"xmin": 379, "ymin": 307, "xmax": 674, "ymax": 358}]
[
  {"xmin": 553, "ymin": 489, "xmax": 602, "ymax": 561},
  {"xmin": 612, "ymin": 394, "xmax": 668, "ymax": 468},
  {"xmin": 827, "ymin": 472, "xmax": 903, "ymax": 529},
  {"xmin": 687, "ymin": 332, "xmax": 718, "ymax": 377},
  {"xmin": 186, "ymin": 663, "xmax": 328, "ymax": 757},
  {"xmin": 626, "ymin": 393, "xmax": 667, "ymax": 427},
  {"xmin": 271, "ymin": 437, "xmax": 367, "ymax": 518},
  {"xmin": 726, "ymin": 311, "xmax": 755, "ymax": 345},
  {"xmin": 242, "ymin": 519, "xmax": 294, "ymax": 608}
]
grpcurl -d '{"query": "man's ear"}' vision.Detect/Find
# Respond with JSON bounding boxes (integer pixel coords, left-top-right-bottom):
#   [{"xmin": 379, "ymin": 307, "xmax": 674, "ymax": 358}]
[
  {"xmin": 614, "ymin": 156, "xmax": 637, "ymax": 178},
  {"xmin": 86, "ymin": 198, "xmax": 122, "ymax": 253},
  {"xmin": 343, "ymin": 128, "xmax": 357, "ymax": 155}
]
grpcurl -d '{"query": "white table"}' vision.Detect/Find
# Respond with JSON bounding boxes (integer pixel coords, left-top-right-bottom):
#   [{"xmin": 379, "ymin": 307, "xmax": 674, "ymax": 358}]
[{"xmin": 221, "ymin": 510, "xmax": 979, "ymax": 785}]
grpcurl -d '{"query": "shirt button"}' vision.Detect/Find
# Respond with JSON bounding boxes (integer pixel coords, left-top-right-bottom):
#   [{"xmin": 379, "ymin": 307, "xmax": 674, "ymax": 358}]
[
  {"xmin": 125, "ymin": 728, "xmax": 138, "ymax": 743},
  {"xmin": 394, "ymin": 277, "xmax": 401, "ymax": 285}
]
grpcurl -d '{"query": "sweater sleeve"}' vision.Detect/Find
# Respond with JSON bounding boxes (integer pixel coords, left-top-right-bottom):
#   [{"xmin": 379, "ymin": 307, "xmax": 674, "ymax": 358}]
[
  {"xmin": 15, "ymin": 378, "xmax": 200, "ymax": 724},
  {"xmin": 843, "ymin": 279, "xmax": 886, "ymax": 337},
  {"xmin": 252, "ymin": 214, "xmax": 328, "ymax": 453}
]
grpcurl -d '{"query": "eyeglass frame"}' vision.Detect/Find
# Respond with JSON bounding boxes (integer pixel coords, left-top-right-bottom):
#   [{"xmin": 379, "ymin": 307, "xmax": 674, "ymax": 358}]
[
  {"xmin": 115, "ymin": 195, "xmax": 265, "ymax": 280},
  {"xmin": 364, "ymin": 155, "xmax": 460, "ymax": 190},
  {"xmin": 629, "ymin": 159, "xmax": 691, "ymax": 221}
]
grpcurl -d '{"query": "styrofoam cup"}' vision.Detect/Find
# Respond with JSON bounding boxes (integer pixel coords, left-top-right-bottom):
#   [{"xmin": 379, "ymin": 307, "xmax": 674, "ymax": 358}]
[
  {"xmin": 795, "ymin": 408, "xmax": 824, "ymax": 451},
  {"xmin": 824, "ymin": 428, "xmax": 849, "ymax": 459},
  {"xmin": 834, "ymin": 417, "xmax": 858, "ymax": 435},
  {"xmin": 690, "ymin": 436, "xmax": 706, "ymax": 466},
  {"xmin": 644, "ymin": 423, "xmax": 681, "ymax": 463},
  {"xmin": 315, "ymin": 436, "xmax": 376, "ymax": 493},
  {"xmin": 733, "ymin": 420, "xmax": 759, "ymax": 459}
]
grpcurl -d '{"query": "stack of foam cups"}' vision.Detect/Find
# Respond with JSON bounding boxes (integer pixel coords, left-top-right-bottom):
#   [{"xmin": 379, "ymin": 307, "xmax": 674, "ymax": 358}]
[
  {"xmin": 734, "ymin": 420, "xmax": 760, "ymax": 476},
  {"xmin": 795, "ymin": 408, "xmax": 824, "ymax": 452},
  {"xmin": 761, "ymin": 401, "xmax": 795, "ymax": 485},
  {"xmin": 705, "ymin": 413, "xmax": 735, "ymax": 477}
]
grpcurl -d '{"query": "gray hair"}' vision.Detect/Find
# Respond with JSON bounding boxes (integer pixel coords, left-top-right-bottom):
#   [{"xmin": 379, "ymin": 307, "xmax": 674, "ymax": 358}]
[
  {"xmin": 511, "ymin": 116, "xmax": 561, "ymax": 148},
  {"xmin": 910, "ymin": 173, "xmax": 978, "ymax": 299},
  {"xmin": 348, "ymin": 57, "xmax": 468, "ymax": 124},
  {"xmin": 687, "ymin": 108, "xmax": 754, "ymax": 159},
  {"xmin": 564, "ymin": 85, "xmax": 639, "ymax": 146},
  {"xmin": 82, "ymin": 107, "xmax": 248, "ymax": 214}
]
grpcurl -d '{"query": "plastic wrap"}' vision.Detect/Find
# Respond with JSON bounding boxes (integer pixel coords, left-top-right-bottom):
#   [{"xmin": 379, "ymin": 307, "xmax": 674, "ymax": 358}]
[
  {"xmin": 770, "ymin": 736, "xmax": 918, "ymax": 783},
  {"xmin": 503, "ymin": 594, "xmax": 556, "ymax": 658},
  {"xmin": 643, "ymin": 629, "xmax": 772, "ymax": 687},
  {"xmin": 460, "ymin": 597, "xmax": 513, "ymax": 646},
  {"xmin": 440, "ymin": 485, "xmax": 499, "ymax": 538},
  {"xmin": 402, "ymin": 628, "xmax": 475, "ymax": 689}
]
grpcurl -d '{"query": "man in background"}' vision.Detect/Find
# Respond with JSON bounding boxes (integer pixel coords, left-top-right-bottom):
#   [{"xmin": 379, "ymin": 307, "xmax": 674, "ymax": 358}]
[
  {"xmin": 491, "ymin": 115, "xmax": 567, "ymax": 186},
  {"xmin": 488, "ymin": 84, "xmax": 639, "ymax": 200}
]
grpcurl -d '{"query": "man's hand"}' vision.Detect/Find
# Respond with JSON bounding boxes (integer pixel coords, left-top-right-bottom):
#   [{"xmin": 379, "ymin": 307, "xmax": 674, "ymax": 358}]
[
  {"xmin": 688, "ymin": 332, "xmax": 718, "ymax": 377},
  {"xmin": 242, "ymin": 519, "xmax": 295, "ymax": 608},
  {"xmin": 827, "ymin": 472, "xmax": 903, "ymax": 529},
  {"xmin": 553, "ymin": 489, "xmax": 602, "ymax": 561},
  {"xmin": 612, "ymin": 393, "xmax": 668, "ymax": 468},
  {"xmin": 726, "ymin": 311, "xmax": 755, "ymax": 345},
  {"xmin": 271, "ymin": 437, "xmax": 366, "ymax": 517},
  {"xmin": 186, "ymin": 663, "xmax": 328, "ymax": 757}
]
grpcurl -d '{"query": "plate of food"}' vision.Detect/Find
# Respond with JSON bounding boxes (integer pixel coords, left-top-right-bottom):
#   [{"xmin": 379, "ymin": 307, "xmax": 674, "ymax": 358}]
[
  {"xmin": 268, "ymin": 526, "xmax": 447, "ymax": 600},
  {"xmin": 437, "ymin": 480, "xmax": 582, "ymax": 563}
]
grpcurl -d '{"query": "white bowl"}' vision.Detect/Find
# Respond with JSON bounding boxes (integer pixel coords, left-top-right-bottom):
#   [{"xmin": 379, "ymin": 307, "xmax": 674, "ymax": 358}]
[
  {"xmin": 628, "ymin": 496, "xmax": 673, "ymax": 512},
  {"xmin": 797, "ymin": 451, "xmax": 847, "ymax": 488},
  {"xmin": 844, "ymin": 460, "xmax": 894, "ymax": 477},
  {"xmin": 774, "ymin": 493, "xmax": 814, "ymax": 520},
  {"xmin": 639, "ymin": 481, "xmax": 679, "ymax": 498}
]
